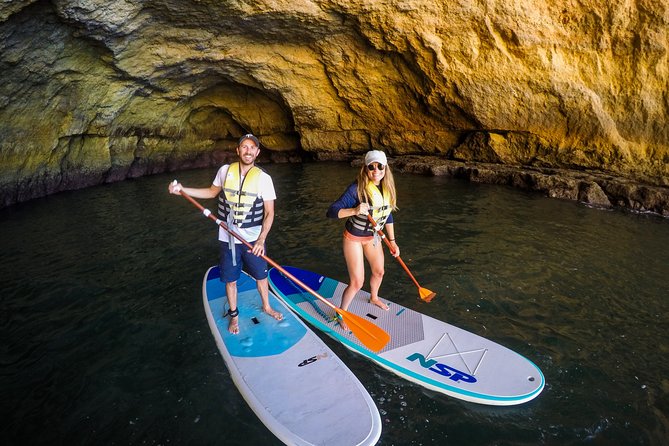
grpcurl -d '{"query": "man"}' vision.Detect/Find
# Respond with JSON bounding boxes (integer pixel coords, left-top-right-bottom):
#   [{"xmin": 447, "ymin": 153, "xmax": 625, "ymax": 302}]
[{"xmin": 169, "ymin": 134, "xmax": 283, "ymax": 334}]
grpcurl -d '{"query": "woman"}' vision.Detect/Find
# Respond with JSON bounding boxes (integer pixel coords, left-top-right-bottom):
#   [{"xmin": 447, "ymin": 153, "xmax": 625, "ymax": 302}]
[{"xmin": 326, "ymin": 150, "xmax": 399, "ymax": 329}]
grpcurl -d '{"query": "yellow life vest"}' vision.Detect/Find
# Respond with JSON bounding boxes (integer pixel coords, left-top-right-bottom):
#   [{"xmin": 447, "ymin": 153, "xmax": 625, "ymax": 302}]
[
  {"xmin": 365, "ymin": 182, "xmax": 392, "ymax": 224},
  {"xmin": 217, "ymin": 162, "xmax": 264, "ymax": 228},
  {"xmin": 348, "ymin": 182, "xmax": 392, "ymax": 233}
]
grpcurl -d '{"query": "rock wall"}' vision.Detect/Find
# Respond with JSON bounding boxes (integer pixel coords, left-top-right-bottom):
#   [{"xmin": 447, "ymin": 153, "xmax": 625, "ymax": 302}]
[{"xmin": 1, "ymin": 0, "xmax": 667, "ymax": 211}]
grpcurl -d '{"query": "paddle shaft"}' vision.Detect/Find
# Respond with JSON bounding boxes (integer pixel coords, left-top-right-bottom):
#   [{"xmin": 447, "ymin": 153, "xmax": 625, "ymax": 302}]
[{"xmin": 366, "ymin": 214, "xmax": 423, "ymax": 290}]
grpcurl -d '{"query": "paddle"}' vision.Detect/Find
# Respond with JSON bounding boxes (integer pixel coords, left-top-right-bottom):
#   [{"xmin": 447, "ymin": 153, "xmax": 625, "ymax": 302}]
[
  {"xmin": 366, "ymin": 214, "xmax": 436, "ymax": 302},
  {"xmin": 173, "ymin": 181, "xmax": 391, "ymax": 353}
]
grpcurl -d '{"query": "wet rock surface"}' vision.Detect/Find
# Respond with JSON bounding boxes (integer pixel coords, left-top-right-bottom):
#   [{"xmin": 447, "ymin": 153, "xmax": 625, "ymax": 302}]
[{"xmin": 1, "ymin": 1, "xmax": 667, "ymax": 215}]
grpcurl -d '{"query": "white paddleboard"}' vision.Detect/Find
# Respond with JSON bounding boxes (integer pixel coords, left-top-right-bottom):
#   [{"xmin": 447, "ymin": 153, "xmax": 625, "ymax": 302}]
[
  {"xmin": 203, "ymin": 266, "xmax": 382, "ymax": 445},
  {"xmin": 268, "ymin": 266, "xmax": 545, "ymax": 406}
]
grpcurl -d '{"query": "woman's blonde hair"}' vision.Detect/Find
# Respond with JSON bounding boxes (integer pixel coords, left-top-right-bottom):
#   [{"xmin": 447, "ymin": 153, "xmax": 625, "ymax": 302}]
[{"xmin": 356, "ymin": 162, "xmax": 398, "ymax": 211}]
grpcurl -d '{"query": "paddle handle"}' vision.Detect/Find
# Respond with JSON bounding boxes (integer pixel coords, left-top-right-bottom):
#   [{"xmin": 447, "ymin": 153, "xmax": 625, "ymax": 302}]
[
  {"xmin": 177, "ymin": 186, "xmax": 339, "ymax": 312},
  {"xmin": 366, "ymin": 214, "xmax": 422, "ymax": 290}
]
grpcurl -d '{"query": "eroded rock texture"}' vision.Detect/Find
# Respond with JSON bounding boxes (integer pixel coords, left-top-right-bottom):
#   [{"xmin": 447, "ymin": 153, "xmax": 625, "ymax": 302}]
[{"xmin": 1, "ymin": 0, "xmax": 667, "ymax": 212}]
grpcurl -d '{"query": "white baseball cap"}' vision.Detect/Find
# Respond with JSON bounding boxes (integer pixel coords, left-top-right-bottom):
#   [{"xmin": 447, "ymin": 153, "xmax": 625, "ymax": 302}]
[{"xmin": 364, "ymin": 150, "xmax": 387, "ymax": 166}]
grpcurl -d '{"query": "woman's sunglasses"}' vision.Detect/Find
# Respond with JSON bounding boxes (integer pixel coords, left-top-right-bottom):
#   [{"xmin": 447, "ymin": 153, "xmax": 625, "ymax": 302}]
[{"xmin": 367, "ymin": 163, "xmax": 385, "ymax": 171}]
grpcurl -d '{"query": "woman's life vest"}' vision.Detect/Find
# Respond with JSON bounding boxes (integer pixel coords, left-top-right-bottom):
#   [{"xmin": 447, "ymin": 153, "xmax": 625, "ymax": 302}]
[
  {"xmin": 217, "ymin": 162, "xmax": 265, "ymax": 229},
  {"xmin": 347, "ymin": 181, "xmax": 392, "ymax": 234}
]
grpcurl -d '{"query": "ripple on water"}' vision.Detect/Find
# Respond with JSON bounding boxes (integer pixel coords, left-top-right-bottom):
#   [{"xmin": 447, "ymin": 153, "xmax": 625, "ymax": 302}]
[{"xmin": 1, "ymin": 164, "xmax": 667, "ymax": 445}]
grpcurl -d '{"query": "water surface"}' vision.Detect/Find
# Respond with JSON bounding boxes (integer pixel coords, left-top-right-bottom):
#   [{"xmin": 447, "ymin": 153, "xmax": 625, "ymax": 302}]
[{"xmin": 2, "ymin": 162, "xmax": 667, "ymax": 445}]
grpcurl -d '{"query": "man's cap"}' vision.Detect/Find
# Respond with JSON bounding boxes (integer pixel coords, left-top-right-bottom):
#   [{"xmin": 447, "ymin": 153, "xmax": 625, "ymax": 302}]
[{"xmin": 238, "ymin": 133, "xmax": 260, "ymax": 147}]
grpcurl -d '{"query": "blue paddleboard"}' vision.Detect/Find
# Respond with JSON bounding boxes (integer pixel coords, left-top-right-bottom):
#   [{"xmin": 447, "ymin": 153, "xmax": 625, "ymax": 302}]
[
  {"xmin": 268, "ymin": 266, "xmax": 545, "ymax": 406},
  {"xmin": 203, "ymin": 266, "xmax": 382, "ymax": 445}
]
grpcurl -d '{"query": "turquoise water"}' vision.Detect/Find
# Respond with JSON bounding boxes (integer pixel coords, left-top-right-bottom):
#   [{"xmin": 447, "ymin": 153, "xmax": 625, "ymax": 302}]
[{"xmin": 2, "ymin": 162, "xmax": 668, "ymax": 445}]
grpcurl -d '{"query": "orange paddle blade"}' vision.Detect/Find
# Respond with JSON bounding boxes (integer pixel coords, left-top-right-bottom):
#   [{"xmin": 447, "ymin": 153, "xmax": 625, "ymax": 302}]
[
  {"xmin": 419, "ymin": 287, "xmax": 436, "ymax": 303},
  {"xmin": 337, "ymin": 309, "xmax": 390, "ymax": 353}
]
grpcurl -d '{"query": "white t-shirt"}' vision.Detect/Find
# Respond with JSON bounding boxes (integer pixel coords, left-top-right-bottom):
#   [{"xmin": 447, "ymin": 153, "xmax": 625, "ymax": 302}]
[{"xmin": 212, "ymin": 164, "xmax": 276, "ymax": 244}]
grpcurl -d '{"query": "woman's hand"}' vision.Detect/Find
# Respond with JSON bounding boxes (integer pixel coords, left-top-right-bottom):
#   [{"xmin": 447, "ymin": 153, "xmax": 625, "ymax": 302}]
[
  {"xmin": 355, "ymin": 202, "xmax": 369, "ymax": 216},
  {"xmin": 389, "ymin": 240, "xmax": 400, "ymax": 257}
]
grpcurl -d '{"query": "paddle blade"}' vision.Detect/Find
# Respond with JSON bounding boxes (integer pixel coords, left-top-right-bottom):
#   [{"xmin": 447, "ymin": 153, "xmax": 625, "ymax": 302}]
[
  {"xmin": 338, "ymin": 309, "xmax": 391, "ymax": 353},
  {"xmin": 419, "ymin": 287, "xmax": 436, "ymax": 303}
]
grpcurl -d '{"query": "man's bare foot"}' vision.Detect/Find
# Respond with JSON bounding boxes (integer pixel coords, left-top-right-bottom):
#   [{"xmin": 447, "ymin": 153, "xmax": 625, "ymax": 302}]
[
  {"xmin": 228, "ymin": 316, "xmax": 239, "ymax": 334},
  {"xmin": 369, "ymin": 298, "xmax": 389, "ymax": 311},
  {"xmin": 264, "ymin": 307, "xmax": 283, "ymax": 321}
]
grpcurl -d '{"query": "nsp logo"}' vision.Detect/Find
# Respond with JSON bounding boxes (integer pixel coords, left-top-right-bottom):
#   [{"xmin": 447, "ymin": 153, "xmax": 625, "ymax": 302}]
[{"xmin": 406, "ymin": 353, "xmax": 477, "ymax": 383}]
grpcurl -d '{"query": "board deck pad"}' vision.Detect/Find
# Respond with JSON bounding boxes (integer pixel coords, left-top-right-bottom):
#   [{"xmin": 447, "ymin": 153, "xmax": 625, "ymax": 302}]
[
  {"xmin": 203, "ymin": 266, "xmax": 381, "ymax": 445},
  {"xmin": 268, "ymin": 266, "xmax": 545, "ymax": 406}
]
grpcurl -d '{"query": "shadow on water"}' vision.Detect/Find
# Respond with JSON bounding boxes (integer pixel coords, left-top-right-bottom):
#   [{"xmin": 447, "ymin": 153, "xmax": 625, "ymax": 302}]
[{"xmin": 1, "ymin": 162, "xmax": 668, "ymax": 445}]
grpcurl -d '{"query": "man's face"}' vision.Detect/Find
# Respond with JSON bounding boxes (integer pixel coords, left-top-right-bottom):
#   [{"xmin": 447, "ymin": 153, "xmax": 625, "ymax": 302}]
[{"xmin": 237, "ymin": 138, "xmax": 260, "ymax": 165}]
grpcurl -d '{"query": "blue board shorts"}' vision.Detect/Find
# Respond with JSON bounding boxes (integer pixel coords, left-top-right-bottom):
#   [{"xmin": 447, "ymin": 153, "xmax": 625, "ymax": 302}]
[{"xmin": 219, "ymin": 241, "xmax": 268, "ymax": 282}]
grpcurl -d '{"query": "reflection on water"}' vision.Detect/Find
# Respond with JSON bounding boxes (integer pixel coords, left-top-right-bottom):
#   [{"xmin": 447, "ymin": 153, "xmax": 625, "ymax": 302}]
[{"xmin": 1, "ymin": 162, "xmax": 668, "ymax": 445}]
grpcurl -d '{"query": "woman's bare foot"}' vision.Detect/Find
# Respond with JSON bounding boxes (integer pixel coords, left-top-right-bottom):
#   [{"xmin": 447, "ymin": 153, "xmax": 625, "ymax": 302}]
[
  {"xmin": 264, "ymin": 307, "xmax": 283, "ymax": 321},
  {"xmin": 228, "ymin": 316, "xmax": 239, "ymax": 334},
  {"xmin": 334, "ymin": 313, "xmax": 349, "ymax": 331},
  {"xmin": 369, "ymin": 298, "xmax": 389, "ymax": 311}
]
